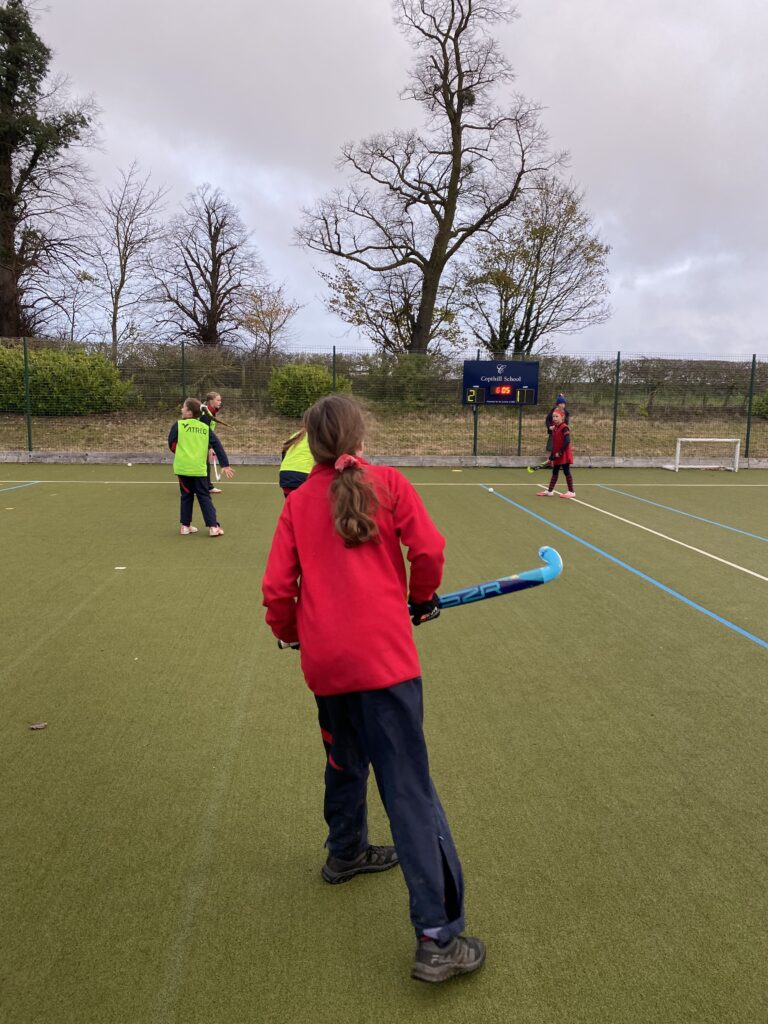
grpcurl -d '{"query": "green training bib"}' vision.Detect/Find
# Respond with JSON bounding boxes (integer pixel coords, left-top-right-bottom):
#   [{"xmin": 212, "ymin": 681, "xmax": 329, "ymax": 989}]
[
  {"xmin": 281, "ymin": 432, "xmax": 315, "ymax": 474},
  {"xmin": 173, "ymin": 419, "xmax": 211, "ymax": 476}
]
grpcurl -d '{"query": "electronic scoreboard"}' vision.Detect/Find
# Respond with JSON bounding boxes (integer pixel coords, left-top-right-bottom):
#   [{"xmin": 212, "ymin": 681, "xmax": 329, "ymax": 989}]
[{"xmin": 462, "ymin": 360, "xmax": 540, "ymax": 406}]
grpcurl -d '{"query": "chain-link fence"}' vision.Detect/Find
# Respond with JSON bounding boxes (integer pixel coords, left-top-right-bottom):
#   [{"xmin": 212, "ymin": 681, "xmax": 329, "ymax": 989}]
[{"xmin": 1, "ymin": 337, "xmax": 767, "ymax": 463}]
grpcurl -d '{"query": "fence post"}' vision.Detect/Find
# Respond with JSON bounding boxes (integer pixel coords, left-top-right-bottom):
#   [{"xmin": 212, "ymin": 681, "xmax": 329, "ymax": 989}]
[
  {"xmin": 473, "ymin": 348, "xmax": 480, "ymax": 456},
  {"xmin": 180, "ymin": 338, "xmax": 187, "ymax": 399},
  {"xmin": 517, "ymin": 404, "xmax": 523, "ymax": 456},
  {"xmin": 22, "ymin": 337, "xmax": 33, "ymax": 452},
  {"xmin": 611, "ymin": 350, "xmax": 621, "ymax": 458},
  {"xmin": 332, "ymin": 345, "xmax": 337, "ymax": 390},
  {"xmin": 744, "ymin": 353, "xmax": 757, "ymax": 459}
]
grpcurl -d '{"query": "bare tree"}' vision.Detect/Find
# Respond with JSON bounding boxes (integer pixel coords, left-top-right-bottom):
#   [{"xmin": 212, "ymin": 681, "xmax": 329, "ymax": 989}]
[
  {"xmin": 320, "ymin": 263, "xmax": 462, "ymax": 354},
  {"xmin": 26, "ymin": 264, "xmax": 98, "ymax": 342},
  {"xmin": 152, "ymin": 184, "xmax": 263, "ymax": 347},
  {"xmin": 458, "ymin": 176, "xmax": 611, "ymax": 357},
  {"xmin": 93, "ymin": 162, "xmax": 167, "ymax": 362},
  {"xmin": 298, "ymin": 0, "xmax": 559, "ymax": 353},
  {"xmin": 238, "ymin": 281, "xmax": 302, "ymax": 357},
  {"xmin": 0, "ymin": 1, "xmax": 97, "ymax": 337}
]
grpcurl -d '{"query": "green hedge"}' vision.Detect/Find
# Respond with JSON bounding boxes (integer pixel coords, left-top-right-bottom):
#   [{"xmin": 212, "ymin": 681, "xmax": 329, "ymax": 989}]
[
  {"xmin": 753, "ymin": 390, "xmax": 768, "ymax": 420},
  {"xmin": 0, "ymin": 348, "xmax": 134, "ymax": 415},
  {"xmin": 268, "ymin": 364, "xmax": 351, "ymax": 418}
]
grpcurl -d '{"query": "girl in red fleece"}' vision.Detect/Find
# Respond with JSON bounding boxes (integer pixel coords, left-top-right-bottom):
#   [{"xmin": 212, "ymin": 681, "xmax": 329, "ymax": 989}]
[
  {"xmin": 538, "ymin": 406, "xmax": 575, "ymax": 498},
  {"xmin": 261, "ymin": 394, "xmax": 485, "ymax": 984}
]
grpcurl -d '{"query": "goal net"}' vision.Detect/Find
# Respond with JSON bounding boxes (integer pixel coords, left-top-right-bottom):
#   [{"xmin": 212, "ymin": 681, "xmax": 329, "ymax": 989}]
[{"xmin": 671, "ymin": 438, "xmax": 741, "ymax": 472}]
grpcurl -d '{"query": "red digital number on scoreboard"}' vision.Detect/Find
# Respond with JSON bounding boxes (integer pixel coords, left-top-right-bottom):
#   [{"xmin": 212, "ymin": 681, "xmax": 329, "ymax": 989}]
[{"xmin": 490, "ymin": 385, "xmax": 513, "ymax": 396}]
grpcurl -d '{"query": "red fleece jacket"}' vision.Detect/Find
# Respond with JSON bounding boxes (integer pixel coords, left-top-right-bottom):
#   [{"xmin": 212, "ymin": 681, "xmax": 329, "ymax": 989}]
[
  {"xmin": 262, "ymin": 461, "xmax": 445, "ymax": 696},
  {"xmin": 550, "ymin": 421, "xmax": 573, "ymax": 465}
]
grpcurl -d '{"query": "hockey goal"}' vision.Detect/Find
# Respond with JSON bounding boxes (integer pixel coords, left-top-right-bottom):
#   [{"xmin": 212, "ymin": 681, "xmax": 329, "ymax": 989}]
[{"xmin": 671, "ymin": 438, "xmax": 741, "ymax": 472}]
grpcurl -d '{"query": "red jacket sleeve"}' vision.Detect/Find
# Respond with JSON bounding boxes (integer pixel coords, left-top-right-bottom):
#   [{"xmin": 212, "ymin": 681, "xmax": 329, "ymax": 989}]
[
  {"xmin": 262, "ymin": 502, "xmax": 301, "ymax": 643},
  {"xmin": 391, "ymin": 474, "xmax": 445, "ymax": 602}
]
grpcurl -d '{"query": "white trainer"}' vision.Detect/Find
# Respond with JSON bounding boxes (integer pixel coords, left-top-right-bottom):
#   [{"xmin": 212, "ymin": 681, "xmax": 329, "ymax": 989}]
[
  {"xmin": 180, "ymin": 525, "xmax": 199, "ymax": 535},
  {"xmin": 536, "ymin": 490, "xmax": 555, "ymax": 497},
  {"xmin": 560, "ymin": 491, "xmax": 576, "ymax": 499}
]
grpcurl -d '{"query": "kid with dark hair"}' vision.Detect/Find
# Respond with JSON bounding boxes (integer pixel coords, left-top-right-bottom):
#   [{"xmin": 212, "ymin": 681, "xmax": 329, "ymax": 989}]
[
  {"xmin": 262, "ymin": 394, "xmax": 485, "ymax": 983},
  {"xmin": 168, "ymin": 397, "xmax": 233, "ymax": 536}
]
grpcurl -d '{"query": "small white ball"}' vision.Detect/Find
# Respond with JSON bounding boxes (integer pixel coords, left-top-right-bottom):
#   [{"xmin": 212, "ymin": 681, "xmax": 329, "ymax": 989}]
[
  {"xmin": 488, "ymin": 487, "xmax": 494, "ymax": 492},
  {"xmin": 126, "ymin": 462, "xmax": 132, "ymax": 467}
]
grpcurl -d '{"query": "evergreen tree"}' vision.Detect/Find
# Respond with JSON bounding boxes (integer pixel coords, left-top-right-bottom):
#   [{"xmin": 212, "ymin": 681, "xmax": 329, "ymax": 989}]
[{"xmin": 0, "ymin": 0, "xmax": 92, "ymax": 336}]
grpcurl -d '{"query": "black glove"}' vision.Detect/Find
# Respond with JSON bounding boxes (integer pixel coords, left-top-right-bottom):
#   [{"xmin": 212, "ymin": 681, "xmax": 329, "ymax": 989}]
[
  {"xmin": 408, "ymin": 593, "xmax": 441, "ymax": 626},
  {"xmin": 277, "ymin": 639, "xmax": 300, "ymax": 650}
]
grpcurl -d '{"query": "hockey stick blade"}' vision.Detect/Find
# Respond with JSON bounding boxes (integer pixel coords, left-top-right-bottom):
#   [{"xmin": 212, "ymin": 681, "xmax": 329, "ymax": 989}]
[{"xmin": 437, "ymin": 546, "xmax": 563, "ymax": 610}]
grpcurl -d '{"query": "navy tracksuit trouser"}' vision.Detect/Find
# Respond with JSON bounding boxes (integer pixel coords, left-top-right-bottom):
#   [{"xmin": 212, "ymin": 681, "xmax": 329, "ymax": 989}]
[
  {"xmin": 177, "ymin": 475, "xmax": 218, "ymax": 527},
  {"xmin": 315, "ymin": 677, "xmax": 465, "ymax": 943}
]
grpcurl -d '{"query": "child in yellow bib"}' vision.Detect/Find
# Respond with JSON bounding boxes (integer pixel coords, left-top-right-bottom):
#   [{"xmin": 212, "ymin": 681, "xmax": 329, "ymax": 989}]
[
  {"xmin": 168, "ymin": 397, "xmax": 234, "ymax": 536},
  {"xmin": 279, "ymin": 425, "xmax": 315, "ymax": 497}
]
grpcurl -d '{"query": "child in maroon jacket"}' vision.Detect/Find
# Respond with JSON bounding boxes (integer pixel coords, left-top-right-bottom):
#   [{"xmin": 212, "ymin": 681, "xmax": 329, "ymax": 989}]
[
  {"xmin": 262, "ymin": 394, "xmax": 485, "ymax": 984},
  {"xmin": 538, "ymin": 407, "xmax": 575, "ymax": 498}
]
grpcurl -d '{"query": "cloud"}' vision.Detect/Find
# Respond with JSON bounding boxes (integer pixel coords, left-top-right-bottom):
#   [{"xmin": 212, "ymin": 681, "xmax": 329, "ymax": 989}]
[{"xmin": 39, "ymin": 0, "xmax": 768, "ymax": 356}]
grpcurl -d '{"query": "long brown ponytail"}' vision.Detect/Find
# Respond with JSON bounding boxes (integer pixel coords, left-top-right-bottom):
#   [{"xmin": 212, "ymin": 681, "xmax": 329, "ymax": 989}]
[{"xmin": 305, "ymin": 395, "xmax": 379, "ymax": 547}]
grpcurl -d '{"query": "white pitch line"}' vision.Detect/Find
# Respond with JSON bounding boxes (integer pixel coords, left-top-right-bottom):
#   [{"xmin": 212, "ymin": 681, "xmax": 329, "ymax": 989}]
[
  {"xmin": 568, "ymin": 494, "xmax": 768, "ymax": 582},
  {"xmin": 0, "ymin": 479, "xmax": 272, "ymax": 485}
]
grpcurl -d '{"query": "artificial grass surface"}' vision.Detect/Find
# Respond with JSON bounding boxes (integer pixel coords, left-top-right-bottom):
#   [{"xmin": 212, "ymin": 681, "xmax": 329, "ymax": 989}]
[{"xmin": 1, "ymin": 467, "xmax": 767, "ymax": 1023}]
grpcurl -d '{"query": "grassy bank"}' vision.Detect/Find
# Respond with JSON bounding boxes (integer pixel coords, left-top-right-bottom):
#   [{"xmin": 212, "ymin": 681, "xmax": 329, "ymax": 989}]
[{"xmin": 2, "ymin": 406, "xmax": 766, "ymax": 460}]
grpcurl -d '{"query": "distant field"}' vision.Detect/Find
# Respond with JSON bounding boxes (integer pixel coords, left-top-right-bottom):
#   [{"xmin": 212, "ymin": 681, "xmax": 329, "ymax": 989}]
[{"xmin": 2, "ymin": 407, "xmax": 766, "ymax": 459}]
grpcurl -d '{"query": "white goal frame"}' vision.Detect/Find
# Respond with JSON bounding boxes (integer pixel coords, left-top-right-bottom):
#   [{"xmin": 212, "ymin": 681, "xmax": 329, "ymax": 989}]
[{"xmin": 673, "ymin": 438, "xmax": 740, "ymax": 472}]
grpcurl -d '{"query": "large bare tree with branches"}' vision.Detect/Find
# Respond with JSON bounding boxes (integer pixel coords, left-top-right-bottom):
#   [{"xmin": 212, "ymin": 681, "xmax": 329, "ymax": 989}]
[
  {"xmin": 320, "ymin": 263, "xmax": 461, "ymax": 354},
  {"xmin": 93, "ymin": 162, "xmax": 167, "ymax": 362},
  {"xmin": 27, "ymin": 264, "xmax": 98, "ymax": 342},
  {"xmin": 0, "ymin": 0, "xmax": 96, "ymax": 338},
  {"xmin": 152, "ymin": 184, "xmax": 264, "ymax": 347},
  {"xmin": 298, "ymin": 0, "xmax": 559, "ymax": 353},
  {"xmin": 457, "ymin": 175, "xmax": 611, "ymax": 356}
]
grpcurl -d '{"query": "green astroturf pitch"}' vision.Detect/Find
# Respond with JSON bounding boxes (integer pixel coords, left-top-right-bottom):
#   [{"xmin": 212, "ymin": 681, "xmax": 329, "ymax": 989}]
[{"xmin": 1, "ymin": 465, "xmax": 767, "ymax": 1024}]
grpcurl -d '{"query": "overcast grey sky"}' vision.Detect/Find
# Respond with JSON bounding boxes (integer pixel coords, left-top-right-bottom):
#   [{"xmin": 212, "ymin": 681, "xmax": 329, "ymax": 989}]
[{"xmin": 39, "ymin": 0, "xmax": 768, "ymax": 357}]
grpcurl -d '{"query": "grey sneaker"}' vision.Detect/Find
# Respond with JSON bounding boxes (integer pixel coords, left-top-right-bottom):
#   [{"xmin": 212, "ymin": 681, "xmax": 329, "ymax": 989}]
[
  {"xmin": 411, "ymin": 935, "xmax": 486, "ymax": 983},
  {"xmin": 321, "ymin": 844, "xmax": 399, "ymax": 884}
]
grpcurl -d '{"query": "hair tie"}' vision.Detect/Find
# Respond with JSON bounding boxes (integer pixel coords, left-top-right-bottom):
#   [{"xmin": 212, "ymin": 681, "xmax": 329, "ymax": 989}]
[{"xmin": 334, "ymin": 454, "xmax": 361, "ymax": 473}]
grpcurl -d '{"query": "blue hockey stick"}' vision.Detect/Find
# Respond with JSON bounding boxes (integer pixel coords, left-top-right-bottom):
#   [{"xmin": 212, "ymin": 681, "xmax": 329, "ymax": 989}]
[
  {"xmin": 279, "ymin": 546, "xmax": 563, "ymax": 643},
  {"xmin": 437, "ymin": 545, "xmax": 563, "ymax": 610}
]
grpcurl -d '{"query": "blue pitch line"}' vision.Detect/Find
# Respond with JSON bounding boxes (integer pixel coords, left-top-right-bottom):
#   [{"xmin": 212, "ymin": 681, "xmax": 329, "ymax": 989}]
[
  {"xmin": 480, "ymin": 485, "xmax": 768, "ymax": 652},
  {"xmin": 597, "ymin": 484, "xmax": 768, "ymax": 542},
  {"xmin": 0, "ymin": 481, "xmax": 40, "ymax": 494}
]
